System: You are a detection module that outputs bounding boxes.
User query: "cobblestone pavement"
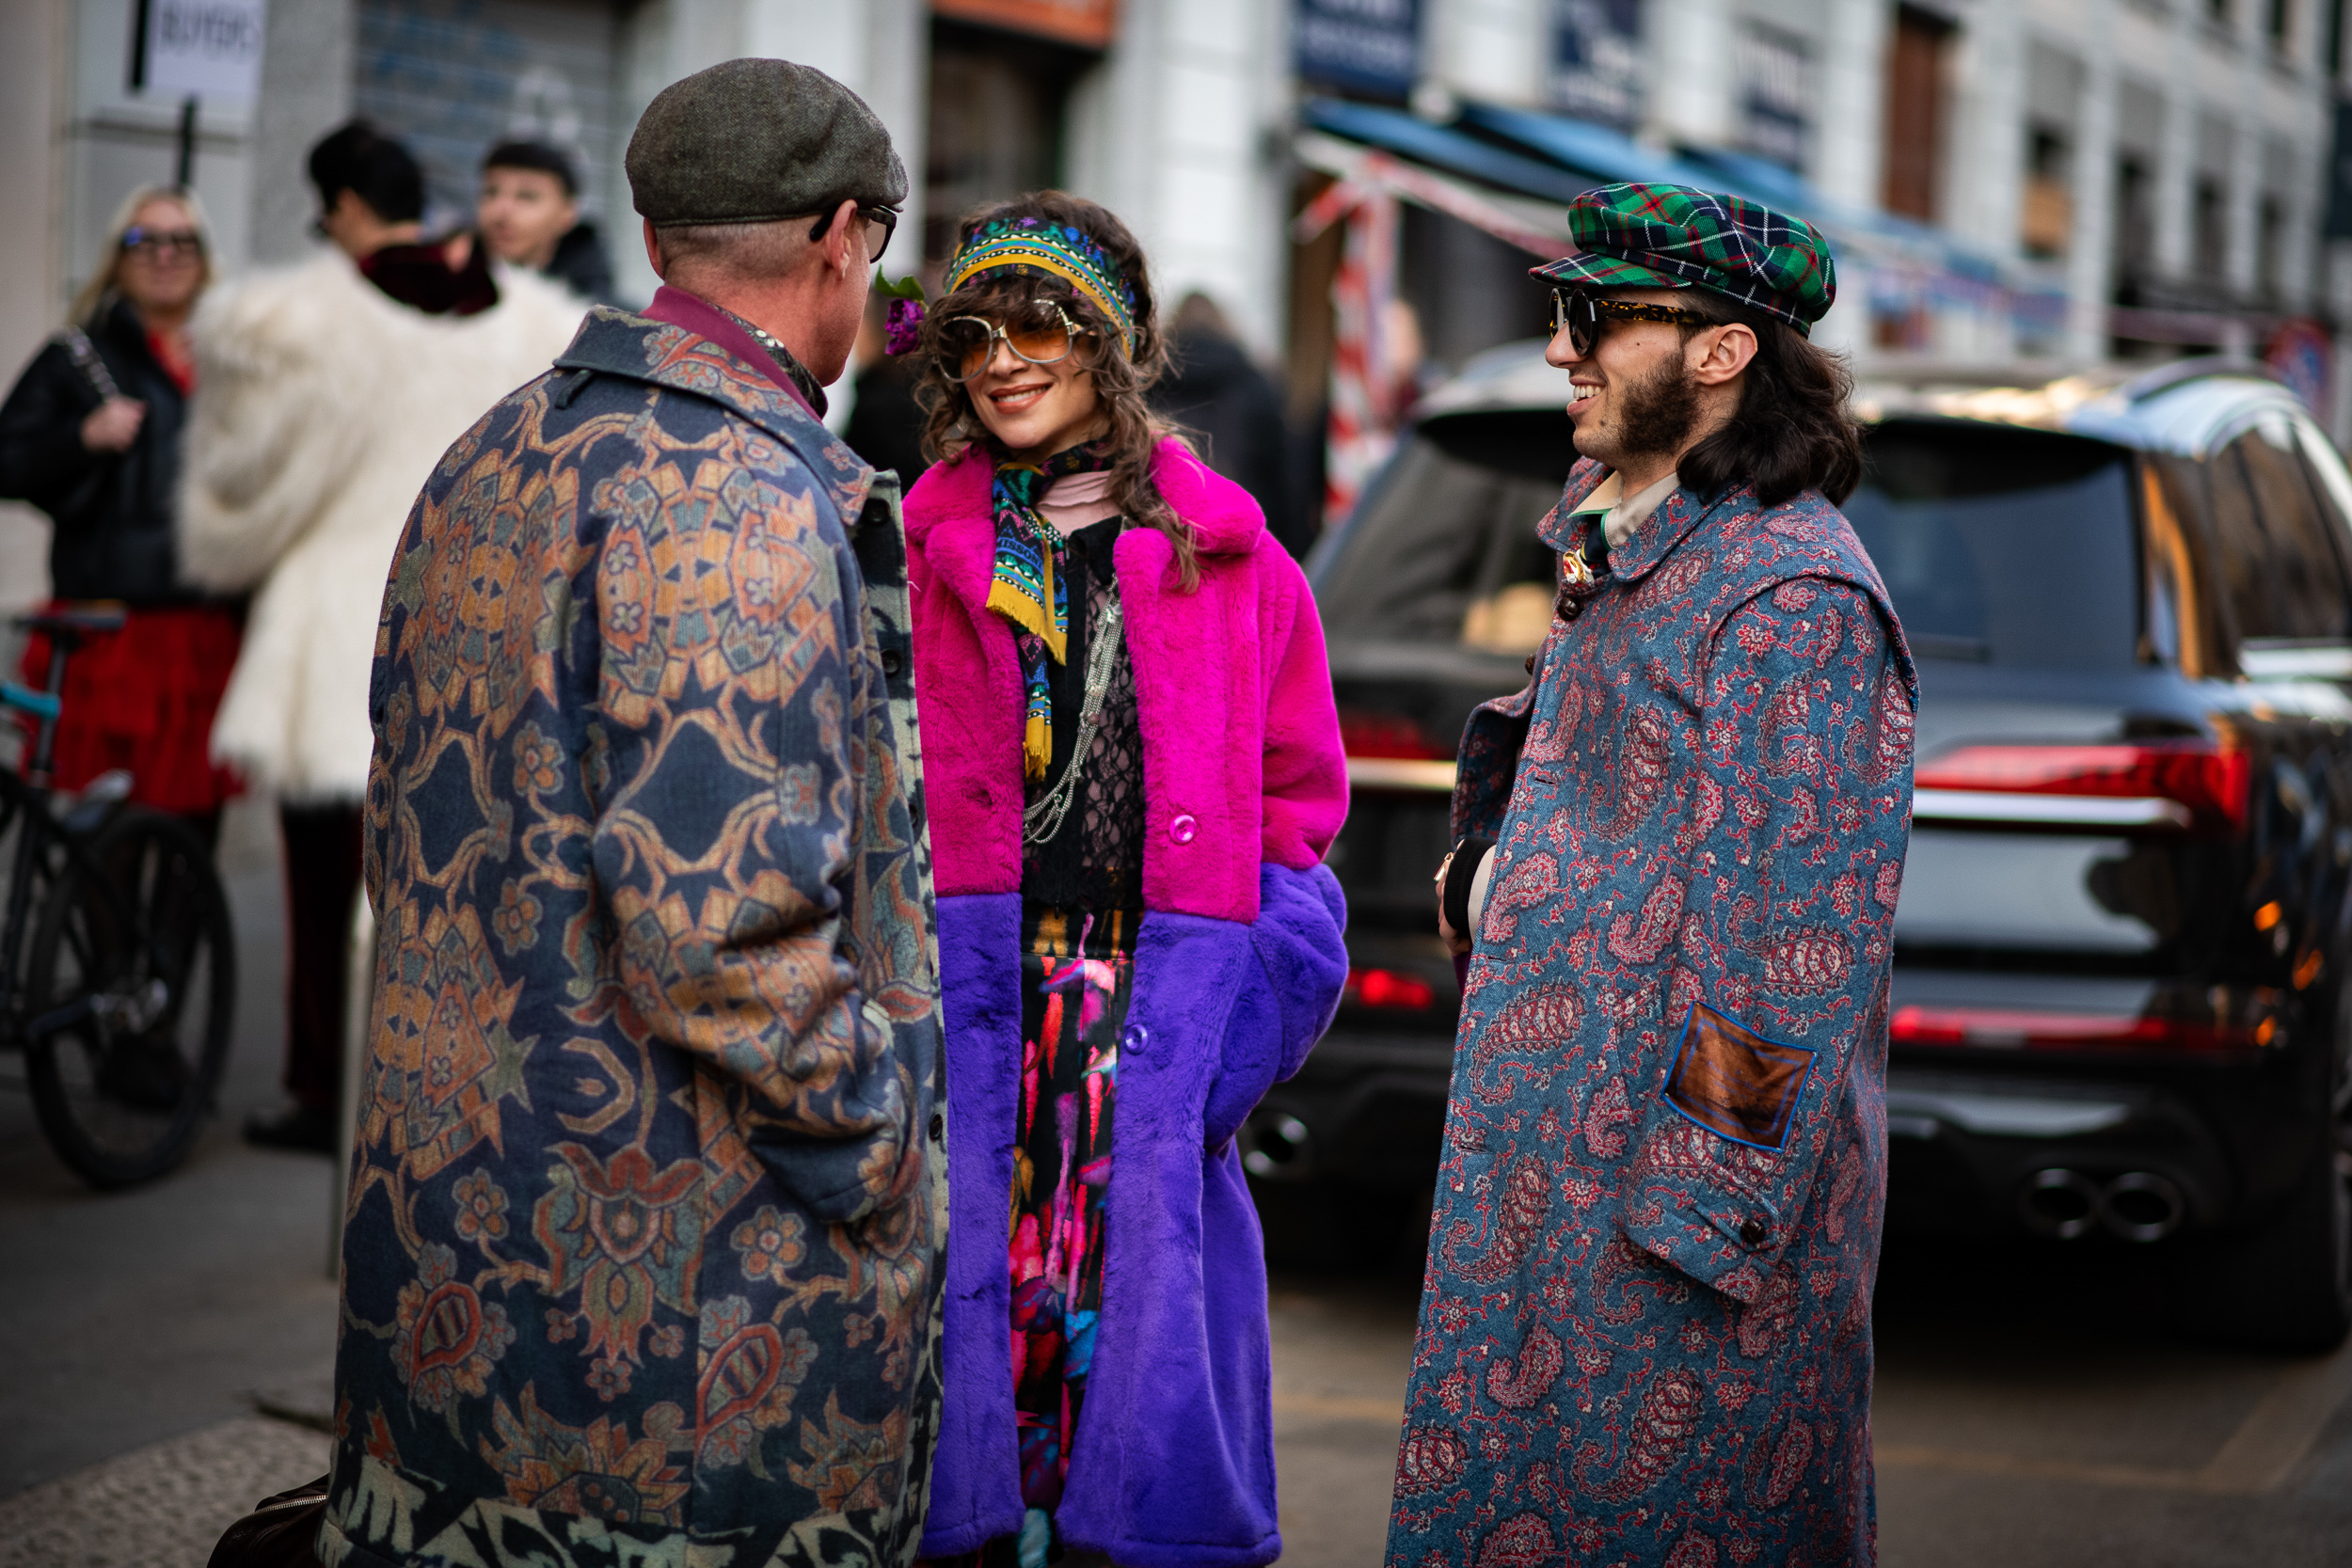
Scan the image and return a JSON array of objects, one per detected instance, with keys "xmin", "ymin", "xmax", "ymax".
[
  {"xmin": 0, "ymin": 1418, "xmax": 327, "ymax": 1568},
  {"xmin": 7, "ymin": 794, "xmax": 2351, "ymax": 1566},
  {"xmin": 0, "ymin": 799, "xmax": 340, "ymax": 1506},
  {"xmin": 1260, "ymin": 1223, "xmax": 2352, "ymax": 1568}
]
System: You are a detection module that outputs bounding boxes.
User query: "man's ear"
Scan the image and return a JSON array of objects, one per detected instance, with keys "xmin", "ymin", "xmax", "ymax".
[
  {"xmin": 643, "ymin": 217, "xmax": 665, "ymax": 280},
  {"xmin": 822, "ymin": 198, "xmax": 859, "ymax": 277},
  {"xmin": 1690, "ymin": 322, "xmax": 1757, "ymax": 388}
]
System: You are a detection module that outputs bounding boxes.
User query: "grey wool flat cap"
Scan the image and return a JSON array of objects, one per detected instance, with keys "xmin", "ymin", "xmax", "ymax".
[{"xmin": 627, "ymin": 58, "xmax": 907, "ymax": 225}]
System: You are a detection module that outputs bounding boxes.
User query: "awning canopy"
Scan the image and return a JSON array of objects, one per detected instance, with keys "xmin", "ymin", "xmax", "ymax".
[
  {"xmin": 1297, "ymin": 96, "xmax": 2057, "ymax": 319},
  {"xmin": 1297, "ymin": 99, "xmax": 1598, "ymax": 207}
]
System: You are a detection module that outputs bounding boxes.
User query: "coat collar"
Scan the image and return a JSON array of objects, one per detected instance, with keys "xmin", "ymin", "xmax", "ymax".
[
  {"xmin": 1539, "ymin": 456, "xmax": 1740, "ymax": 582},
  {"xmin": 905, "ymin": 435, "xmax": 1264, "ymax": 614},
  {"xmin": 554, "ymin": 305, "xmax": 875, "ymax": 522}
]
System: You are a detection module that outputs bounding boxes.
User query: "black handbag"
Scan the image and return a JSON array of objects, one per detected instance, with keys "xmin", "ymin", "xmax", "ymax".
[{"xmin": 206, "ymin": 1472, "xmax": 328, "ymax": 1568}]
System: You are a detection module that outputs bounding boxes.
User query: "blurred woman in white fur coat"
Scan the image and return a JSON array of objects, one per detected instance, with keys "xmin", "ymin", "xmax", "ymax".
[{"xmin": 177, "ymin": 120, "xmax": 581, "ymax": 1151}]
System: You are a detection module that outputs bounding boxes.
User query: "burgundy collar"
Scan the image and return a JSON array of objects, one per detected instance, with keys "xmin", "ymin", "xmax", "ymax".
[{"xmin": 641, "ymin": 286, "xmax": 821, "ymax": 418}]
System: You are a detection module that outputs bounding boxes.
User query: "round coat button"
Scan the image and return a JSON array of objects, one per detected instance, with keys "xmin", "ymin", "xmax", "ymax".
[
  {"xmin": 882, "ymin": 649, "xmax": 903, "ymax": 677},
  {"xmin": 1168, "ymin": 814, "xmax": 1199, "ymax": 845},
  {"xmin": 928, "ymin": 1112, "xmax": 945, "ymax": 1144},
  {"xmin": 1739, "ymin": 1219, "xmax": 1768, "ymax": 1247}
]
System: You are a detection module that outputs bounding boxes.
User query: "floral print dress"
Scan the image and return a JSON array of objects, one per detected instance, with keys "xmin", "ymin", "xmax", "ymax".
[{"xmin": 989, "ymin": 512, "xmax": 1145, "ymax": 1567}]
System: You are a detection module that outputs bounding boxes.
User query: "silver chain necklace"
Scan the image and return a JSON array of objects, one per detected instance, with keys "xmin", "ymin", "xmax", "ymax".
[{"xmin": 1023, "ymin": 589, "xmax": 1125, "ymax": 847}]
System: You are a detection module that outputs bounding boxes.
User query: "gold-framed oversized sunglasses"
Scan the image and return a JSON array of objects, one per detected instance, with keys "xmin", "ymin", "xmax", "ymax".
[
  {"xmin": 1548, "ymin": 289, "xmax": 1713, "ymax": 356},
  {"xmin": 936, "ymin": 300, "xmax": 1092, "ymax": 383}
]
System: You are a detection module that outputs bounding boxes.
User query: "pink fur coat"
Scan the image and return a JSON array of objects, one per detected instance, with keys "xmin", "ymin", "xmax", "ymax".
[{"xmin": 903, "ymin": 436, "xmax": 1347, "ymax": 920}]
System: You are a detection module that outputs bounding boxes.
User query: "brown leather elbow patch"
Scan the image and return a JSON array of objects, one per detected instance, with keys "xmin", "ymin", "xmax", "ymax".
[{"xmin": 1661, "ymin": 1003, "xmax": 1815, "ymax": 1150}]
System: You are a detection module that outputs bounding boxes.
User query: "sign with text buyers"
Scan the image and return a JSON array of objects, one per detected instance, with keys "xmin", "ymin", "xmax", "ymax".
[{"xmin": 142, "ymin": 0, "xmax": 268, "ymax": 101}]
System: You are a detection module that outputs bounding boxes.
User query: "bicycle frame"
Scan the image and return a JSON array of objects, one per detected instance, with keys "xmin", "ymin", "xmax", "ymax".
[
  {"xmin": 0, "ymin": 769, "xmax": 143, "ymax": 1052},
  {"xmin": 0, "ymin": 634, "xmax": 146, "ymax": 1053}
]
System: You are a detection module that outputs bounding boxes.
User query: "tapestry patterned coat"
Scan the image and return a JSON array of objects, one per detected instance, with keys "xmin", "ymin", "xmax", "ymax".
[
  {"xmin": 326, "ymin": 305, "xmax": 946, "ymax": 1568},
  {"xmin": 1384, "ymin": 460, "xmax": 1916, "ymax": 1568}
]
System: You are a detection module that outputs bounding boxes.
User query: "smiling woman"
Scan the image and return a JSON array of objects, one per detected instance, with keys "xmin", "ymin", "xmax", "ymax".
[{"xmin": 900, "ymin": 192, "xmax": 1350, "ymax": 1568}]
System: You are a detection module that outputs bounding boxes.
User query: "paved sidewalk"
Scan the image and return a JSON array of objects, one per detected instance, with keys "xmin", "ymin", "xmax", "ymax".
[{"xmin": 0, "ymin": 1416, "xmax": 327, "ymax": 1568}]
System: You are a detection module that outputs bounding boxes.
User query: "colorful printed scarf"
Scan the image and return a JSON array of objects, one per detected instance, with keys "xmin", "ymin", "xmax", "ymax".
[{"xmin": 988, "ymin": 443, "xmax": 1117, "ymax": 780}]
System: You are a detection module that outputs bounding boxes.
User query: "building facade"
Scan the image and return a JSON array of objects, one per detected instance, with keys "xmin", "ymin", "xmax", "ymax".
[{"xmin": 5, "ymin": 0, "xmax": 2351, "ymax": 596}]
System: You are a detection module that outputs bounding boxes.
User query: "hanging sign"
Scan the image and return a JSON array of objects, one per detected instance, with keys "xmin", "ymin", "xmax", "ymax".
[
  {"xmin": 132, "ymin": 0, "xmax": 268, "ymax": 101},
  {"xmin": 932, "ymin": 0, "xmax": 1119, "ymax": 50},
  {"xmin": 1735, "ymin": 22, "xmax": 1813, "ymax": 170},
  {"xmin": 1296, "ymin": 0, "xmax": 1423, "ymax": 100},
  {"xmin": 1549, "ymin": 0, "xmax": 1643, "ymax": 129}
]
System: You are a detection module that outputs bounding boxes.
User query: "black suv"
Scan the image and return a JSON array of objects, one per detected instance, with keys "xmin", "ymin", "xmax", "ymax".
[{"xmin": 1263, "ymin": 347, "xmax": 2352, "ymax": 1350}]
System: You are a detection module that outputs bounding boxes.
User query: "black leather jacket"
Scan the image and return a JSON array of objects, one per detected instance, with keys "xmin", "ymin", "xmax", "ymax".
[{"xmin": 0, "ymin": 297, "xmax": 195, "ymax": 603}]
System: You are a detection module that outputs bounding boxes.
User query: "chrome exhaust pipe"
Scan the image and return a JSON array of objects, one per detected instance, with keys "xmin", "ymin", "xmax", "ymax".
[
  {"xmin": 1239, "ymin": 1109, "xmax": 1315, "ymax": 1181},
  {"xmin": 2100, "ymin": 1172, "xmax": 2185, "ymax": 1242},
  {"xmin": 2018, "ymin": 1168, "xmax": 2102, "ymax": 1239}
]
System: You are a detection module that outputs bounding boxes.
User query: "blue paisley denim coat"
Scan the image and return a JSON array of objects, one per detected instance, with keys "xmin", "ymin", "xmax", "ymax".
[
  {"xmin": 326, "ymin": 308, "xmax": 946, "ymax": 1568},
  {"xmin": 1385, "ymin": 461, "xmax": 1916, "ymax": 1568}
]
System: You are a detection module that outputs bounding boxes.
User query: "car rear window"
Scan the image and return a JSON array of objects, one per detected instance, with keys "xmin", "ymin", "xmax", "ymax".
[
  {"xmin": 1313, "ymin": 419, "xmax": 1569, "ymax": 652},
  {"xmin": 1843, "ymin": 421, "xmax": 2139, "ymax": 669},
  {"xmin": 1316, "ymin": 412, "xmax": 2142, "ymax": 669}
]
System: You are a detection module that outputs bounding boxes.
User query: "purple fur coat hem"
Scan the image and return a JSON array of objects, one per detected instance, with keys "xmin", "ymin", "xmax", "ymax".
[{"xmin": 924, "ymin": 864, "xmax": 1347, "ymax": 1568}]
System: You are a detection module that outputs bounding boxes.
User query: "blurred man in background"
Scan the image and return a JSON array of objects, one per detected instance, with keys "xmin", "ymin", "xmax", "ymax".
[
  {"xmin": 177, "ymin": 119, "xmax": 580, "ymax": 1153},
  {"xmin": 473, "ymin": 139, "xmax": 616, "ymax": 303}
]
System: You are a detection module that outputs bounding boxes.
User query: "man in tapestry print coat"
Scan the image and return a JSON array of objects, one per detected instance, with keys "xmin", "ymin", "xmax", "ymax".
[
  {"xmin": 326, "ymin": 62, "xmax": 947, "ymax": 1567},
  {"xmin": 1387, "ymin": 185, "xmax": 1916, "ymax": 1568}
]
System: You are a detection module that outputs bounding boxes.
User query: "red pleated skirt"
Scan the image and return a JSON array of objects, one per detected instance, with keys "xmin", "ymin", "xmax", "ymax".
[{"xmin": 16, "ymin": 602, "xmax": 244, "ymax": 815}]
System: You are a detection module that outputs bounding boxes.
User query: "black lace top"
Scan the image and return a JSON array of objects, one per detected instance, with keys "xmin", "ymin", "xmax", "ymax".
[{"xmin": 1021, "ymin": 514, "xmax": 1146, "ymax": 913}]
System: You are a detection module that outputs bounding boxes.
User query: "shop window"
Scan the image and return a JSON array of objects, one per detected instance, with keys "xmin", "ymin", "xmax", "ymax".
[
  {"xmin": 1397, "ymin": 206, "xmax": 1550, "ymax": 376},
  {"xmin": 2257, "ymin": 194, "xmax": 2286, "ymax": 299},
  {"xmin": 2112, "ymin": 156, "xmax": 2153, "ymax": 299},
  {"xmin": 924, "ymin": 20, "xmax": 1093, "ymax": 263},
  {"xmin": 2022, "ymin": 126, "xmax": 2072, "ymax": 259},
  {"xmin": 2192, "ymin": 178, "xmax": 2228, "ymax": 282}
]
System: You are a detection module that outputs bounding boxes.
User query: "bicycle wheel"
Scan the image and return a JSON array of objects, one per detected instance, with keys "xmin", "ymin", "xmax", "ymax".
[{"xmin": 26, "ymin": 808, "xmax": 235, "ymax": 1187}]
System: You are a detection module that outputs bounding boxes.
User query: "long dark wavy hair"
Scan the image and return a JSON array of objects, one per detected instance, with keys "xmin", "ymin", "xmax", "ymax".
[
  {"xmin": 914, "ymin": 191, "xmax": 1198, "ymax": 586},
  {"xmin": 1674, "ymin": 293, "xmax": 1864, "ymax": 509}
]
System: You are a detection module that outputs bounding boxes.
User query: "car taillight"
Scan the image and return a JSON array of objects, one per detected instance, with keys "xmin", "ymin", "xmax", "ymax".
[
  {"xmin": 1914, "ymin": 741, "xmax": 2249, "ymax": 832},
  {"xmin": 1338, "ymin": 710, "xmax": 1450, "ymax": 760},
  {"xmin": 1891, "ymin": 1005, "xmax": 2276, "ymax": 1053},
  {"xmin": 1345, "ymin": 966, "xmax": 1436, "ymax": 1009}
]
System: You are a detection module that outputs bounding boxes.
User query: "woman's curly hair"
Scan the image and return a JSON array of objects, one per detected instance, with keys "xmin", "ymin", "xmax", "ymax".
[{"xmin": 914, "ymin": 191, "xmax": 1198, "ymax": 587}]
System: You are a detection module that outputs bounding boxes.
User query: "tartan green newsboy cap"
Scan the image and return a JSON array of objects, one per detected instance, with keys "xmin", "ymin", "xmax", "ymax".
[
  {"xmin": 1531, "ymin": 182, "xmax": 1836, "ymax": 334},
  {"xmin": 627, "ymin": 58, "xmax": 906, "ymax": 226}
]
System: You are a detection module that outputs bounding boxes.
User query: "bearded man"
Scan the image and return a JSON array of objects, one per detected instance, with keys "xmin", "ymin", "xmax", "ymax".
[{"xmin": 1387, "ymin": 185, "xmax": 1916, "ymax": 1566}]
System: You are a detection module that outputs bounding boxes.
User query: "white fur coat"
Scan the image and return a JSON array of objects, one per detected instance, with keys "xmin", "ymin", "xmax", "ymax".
[{"xmin": 181, "ymin": 251, "xmax": 583, "ymax": 802}]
